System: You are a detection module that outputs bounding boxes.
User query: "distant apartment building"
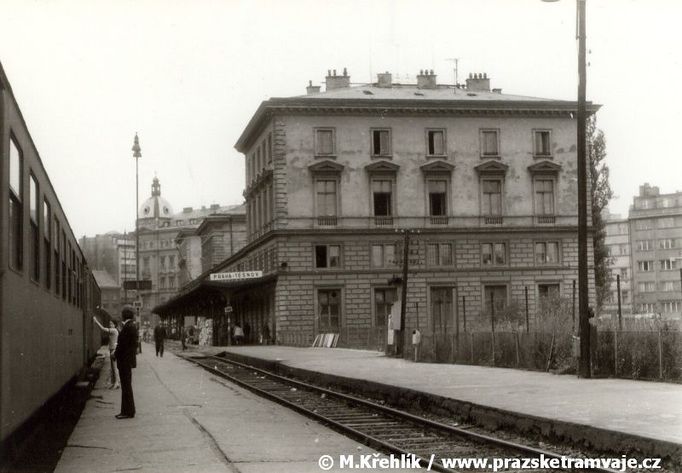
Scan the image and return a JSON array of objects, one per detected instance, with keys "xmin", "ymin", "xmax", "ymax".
[
  {"xmin": 603, "ymin": 213, "xmax": 632, "ymax": 315},
  {"xmin": 154, "ymin": 68, "xmax": 598, "ymax": 347},
  {"xmin": 629, "ymin": 184, "xmax": 682, "ymax": 317},
  {"xmin": 136, "ymin": 177, "xmax": 244, "ymax": 322}
]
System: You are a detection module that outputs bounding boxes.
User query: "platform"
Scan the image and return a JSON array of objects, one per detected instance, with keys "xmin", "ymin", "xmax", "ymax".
[
  {"xmin": 214, "ymin": 345, "xmax": 682, "ymax": 461},
  {"xmin": 54, "ymin": 343, "xmax": 413, "ymax": 473}
]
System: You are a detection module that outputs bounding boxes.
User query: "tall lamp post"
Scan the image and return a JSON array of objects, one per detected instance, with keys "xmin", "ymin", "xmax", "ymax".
[
  {"xmin": 132, "ymin": 134, "xmax": 142, "ymax": 323},
  {"xmin": 543, "ymin": 0, "xmax": 590, "ymax": 377}
]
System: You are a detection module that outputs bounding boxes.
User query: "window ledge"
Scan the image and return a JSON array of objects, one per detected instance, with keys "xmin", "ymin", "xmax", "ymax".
[
  {"xmin": 314, "ymin": 154, "xmax": 337, "ymax": 159},
  {"xmin": 426, "ymin": 154, "xmax": 448, "ymax": 160},
  {"xmin": 533, "ymin": 154, "xmax": 554, "ymax": 159},
  {"xmin": 480, "ymin": 154, "xmax": 501, "ymax": 159},
  {"xmin": 370, "ymin": 154, "xmax": 393, "ymax": 160}
]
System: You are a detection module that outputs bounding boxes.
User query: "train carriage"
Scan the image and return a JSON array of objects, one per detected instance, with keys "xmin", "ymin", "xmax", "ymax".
[{"xmin": 0, "ymin": 61, "xmax": 101, "ymax": 450}]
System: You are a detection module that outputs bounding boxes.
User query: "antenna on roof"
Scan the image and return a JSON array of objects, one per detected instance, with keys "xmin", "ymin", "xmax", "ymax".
[{"xmin": 445, "ymin": 57, "xmax": 459, "ymax": 93}]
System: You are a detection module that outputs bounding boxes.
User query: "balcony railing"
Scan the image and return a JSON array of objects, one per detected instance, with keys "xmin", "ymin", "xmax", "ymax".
[
  {"xmin": 374, "ymin": 216, "xmax": 394, "ymax": 226},
  {"xmin": 483, "ymin": 216, "xmax": 503, "ymax": 225},
  {"xmin": 537, "ymin": 215, "xmax": 556, "ymax": 224},
  {"xmin": 317, "ymin": 216, "xmax": 338, "ymax": 226},
  {"xmin": 430, "ymin": 216, "xmax": 449, "ymax": 225}
]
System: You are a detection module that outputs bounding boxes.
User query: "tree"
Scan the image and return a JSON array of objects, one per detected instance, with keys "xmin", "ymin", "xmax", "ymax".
[{"xmin": 588, "ymin": 117, "xmax": 614, "ymax": 312}]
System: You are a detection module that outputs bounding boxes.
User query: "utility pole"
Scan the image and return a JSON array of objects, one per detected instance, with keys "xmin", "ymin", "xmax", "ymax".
[
  {"xmin": 576, "ymin": 0, "xmax": 591, "ymax": 379},
  {"xmin": 396, "ymin": 229, "xmax": 410, "ymax": 357}
]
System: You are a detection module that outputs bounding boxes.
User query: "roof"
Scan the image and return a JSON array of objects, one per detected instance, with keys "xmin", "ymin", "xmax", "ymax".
[
  {"xmin": 92, "ymin": 270, "xmax": 119, "ymax": 289},
  {"xmin": 235, "ymin": 82, "xmax": 600, "ymax": 152}
]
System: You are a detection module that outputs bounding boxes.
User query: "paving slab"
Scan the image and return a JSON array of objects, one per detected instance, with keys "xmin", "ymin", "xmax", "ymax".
[
  {"xmin": 54, "ymin": 342, "xmax": 413, "ymax": 473},
  {"xmin": 216, "ymin": 345, "xmax": 682, "ymax": 458}
]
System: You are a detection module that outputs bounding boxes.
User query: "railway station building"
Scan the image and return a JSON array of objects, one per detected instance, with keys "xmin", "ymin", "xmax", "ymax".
[{"xmin": 154, "ymin": 69, "xmax": 597, "ymax": 348}]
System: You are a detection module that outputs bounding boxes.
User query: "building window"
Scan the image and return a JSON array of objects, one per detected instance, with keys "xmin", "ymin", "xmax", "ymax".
[
  {"xmin": 639, "ymin": 303, "xmax": 656, "ymax": 313},
  {"xmin": 637, "ymin": 240, "xmax": 653, "ymax": 251},
  {"xmin": 620, "ymin": 268, "xmax": 628, "ymax": 279},
  {"xmin": 318, "ymin": 289, "xmax": 340, "ymax": 332},
  {"xmin": 638, "ymin": 282, "xmax": 656, "ymax": 293},
  {"xmin": 538, "ymin": 283, "xmax": 560, "ymax": 299},
  {"xmin": 159, "ymin": 276, "xmax": 166, "ymax": 289},
  {"xmin": 482, "ymin": 242, "xmax": 506, "ymax": 266},
  {"xmin": 660, "ymin": 259, "xmax": 678, "ymax": 271},
  {"xmin": 662, "ymin": 301, "xmax": 681, "ymax": 313},
  {"xmin": 637, "ymin": 260, "xmax": 654, "ymax": 272},
  {"xmin": 484, "ymin": 285, "xmax": 507, "ymax": 314},
  {"xmin": 659, "ymin": 239, "xmax": 676, "ymax": 249},
  {"xmin": 622, "ymin": 290, "xmax": 629, "ymax": 303},
  {"xmin": 371, "ymin": 243, "xmax": 397, "ymax": 267},
  {"xmin": 428, "ymin": 180, "xmax": 447, "ymax": 216},
  {"xmin": 634, "ymin": 219, "xmax": 653, "ymax": 230},
  {"xmin": 315, "ymin": 128, "xmax": 335, "ymax": 156},
  {"xmin": 426, "ymin": 129, "xmax": 445, "ymax": 156},
  {"xmin": 169, "ymin": 255, "xmax": 175, "ymax": 270},
  {"xmin": 315, "ymin": 179, "xmax": 337, "ymax": 217},
  {"xmin": 534, "ymin": 179, "xmax": 555, "ymax": 215},
  {"xmin": 9, "ymin": 136, "xmax": 23, "ymax": 271},
  {"xmin": 533, "ymin": 130, "xmax": 551, "ymax": 156},
  {"xmin": 372, "ymin": 179, "xmax": 392, "ymax": 216},
  {"xmin": 374, "ymin": 288, "xmax": 397, "ymax": 327},
  {"xmin": 480, "ymin": 129, "xmax": 499, "ymax": 157},
  {"xmin": 315, "ymin": 245, "xmax": 341, "ymax": 269},
  {"xmin": 535, "ymin": 241, "xmax": 560, "ymax": 264},
  {"xmin": 659, "ymin": 281, "xmax": 677, "ymax": 292},
  {"xmin": 430, "ymin": 287, "xmax": 454, "ymax": 332},
  {"xmin": 267, "ymin": 133, "xmax": 272, "ymax": 165},
  {"xmin": 658, "ymin": 217, "xmax": 675, "ymax": 229},
  {"xmin": 371, "ymin": 129, "xmax": 391, "ymax": 156},
  {"xmin": 481, "ymin": 179, "xmax": 502, "ymax": 216},
  {"xmin": 61, "ymin": 231, "xmax": 67, "ymax": 299},
  {"xmin": 29, "ymin": 174, "xmax": 40, "ymax": 281},
  {"xmin": 427, "ymin": 243, "xmax": 453, "ymax": 266}
]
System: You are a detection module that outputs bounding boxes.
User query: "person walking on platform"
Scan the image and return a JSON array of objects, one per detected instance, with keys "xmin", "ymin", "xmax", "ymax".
[
  {"xmin": 233, "ymin": 323, "xmax": 244, "ymax": 345},
  {"xmin": 114, "ymin": 307, "xmax": 138, "ymax": 419},
  {"xmin": 154, "ymin": 323, "xmax": 167, "ymax": 357},
  {"xmin": 93, "ymin": 316, "xmax": 120, "ymax": 389},
  {"xmin": 181, "ymin": 326, "xmax": 187, "ymax": 350}
]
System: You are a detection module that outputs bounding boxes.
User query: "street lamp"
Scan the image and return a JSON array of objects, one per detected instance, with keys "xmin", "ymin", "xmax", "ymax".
[
  {"xmin": 132, "ymin": 134, "xmax": 142, "ymax": 323},
  {"xmin": 542, "ymin": 0, "xmax": 590, "ymax": 377}
]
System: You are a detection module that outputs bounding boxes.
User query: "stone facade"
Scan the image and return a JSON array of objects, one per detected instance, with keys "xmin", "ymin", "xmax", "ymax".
[{"xmin": 209, "ymin": 69, "xmax": 598, "ymax": 348}]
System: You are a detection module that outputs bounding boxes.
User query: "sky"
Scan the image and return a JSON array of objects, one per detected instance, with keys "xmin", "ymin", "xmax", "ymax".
[{"xmin": 1, "ymin": 0, "xmax": 681, "ymax": 237}]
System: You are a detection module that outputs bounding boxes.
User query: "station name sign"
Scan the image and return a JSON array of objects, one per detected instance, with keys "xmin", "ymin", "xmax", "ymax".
[{"xmin": 209, "ymin": 270, "xmax": 263, "ymax": 282}]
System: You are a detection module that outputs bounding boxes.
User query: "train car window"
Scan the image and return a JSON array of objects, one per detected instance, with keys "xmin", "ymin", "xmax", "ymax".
[
  {"xmin": 54, "ymin": 218, "xmax": 60, "ymax": 295},
  {"xmin": 61, "ymin": 230, "xmax": 67, "ymax": 300},
  {"xmin": 29, "ymin": 173, "xmax": 40, "ymax": 282},
  {"xmin": 9, "ymin": 135, "xmax": 23, "ymax": 271},
  {"xmin": 67, "ymin": 242, "xmax": 72, "ymax": 303},
  {"xmin": 44, "ymin": 199, "xmax": 51, "ymax": 289}
]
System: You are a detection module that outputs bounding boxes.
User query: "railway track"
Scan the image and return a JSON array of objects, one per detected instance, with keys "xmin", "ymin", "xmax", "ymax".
[{"xmin": 184, "ymin": 354, "xmax": 618, "ymax": 473}]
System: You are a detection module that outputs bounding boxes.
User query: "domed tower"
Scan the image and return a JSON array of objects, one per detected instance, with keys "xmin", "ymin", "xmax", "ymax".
[{"xmin": 138, "ymin": 177, "xmax": 173, "ymax": 229}]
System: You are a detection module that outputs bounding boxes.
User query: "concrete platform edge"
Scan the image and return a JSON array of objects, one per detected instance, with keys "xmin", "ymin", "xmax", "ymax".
[{"xmin": 218, "ymin": 350, "xmax": 682, "ymax": 464}]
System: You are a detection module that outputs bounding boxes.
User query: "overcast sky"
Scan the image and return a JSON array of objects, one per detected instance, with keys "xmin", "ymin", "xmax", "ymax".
[{"xmin": 1, "ymin": 0, "xmax": 680, "ymax": 237}]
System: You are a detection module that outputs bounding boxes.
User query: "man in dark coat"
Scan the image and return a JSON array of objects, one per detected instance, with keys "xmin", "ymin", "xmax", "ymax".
[
  {"xmin": 114, "ymin": 306, "xmax": 138, "ymax": 419},
  {"xmin": 153, "ymin": 323, "xmax": 167, "ymax": 357}
]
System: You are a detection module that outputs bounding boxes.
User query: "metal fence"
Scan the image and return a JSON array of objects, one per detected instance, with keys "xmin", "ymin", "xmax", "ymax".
[{"xmin": 408, "ymin": 330, "xmax": 682, "ymax": 381}]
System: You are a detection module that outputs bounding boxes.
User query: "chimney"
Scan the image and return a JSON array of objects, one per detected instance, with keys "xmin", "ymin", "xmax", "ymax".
[
  {"xmin": 466, "ymin": 72, "xmax": 491, "ymax": 92},
  {"xmin": 306, "ymin": 80, "xmax": 321, "ymax": 95},
  {"xmin": 325, "ymin": 67, "xmax": 350, "ymax": 91},
  {"xmin": 416, "ymin": 69, "xmax": 437, "ymax": 89},
  {"xmin": 377, "ymin": 71, "xmax": 392, "ymax": 88}
]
